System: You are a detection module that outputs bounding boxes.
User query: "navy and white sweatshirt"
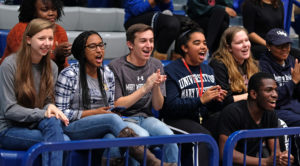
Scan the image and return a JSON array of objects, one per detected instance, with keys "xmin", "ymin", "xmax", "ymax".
[
  {"xmin": 259, "ymin": 52, "xmax": 300, "ymax": 114},
  {"xmin": 161, "ymin": 59, "xmax": 222, "ymax": 121}
]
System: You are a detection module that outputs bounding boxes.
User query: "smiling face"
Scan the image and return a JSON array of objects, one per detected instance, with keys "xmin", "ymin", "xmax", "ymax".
[
  {"xmin": 127, "ymin": 30, "xmax": 154, "ymax": 63},
  {"xmin": 268, "ymin": 43, "xmax": 291, "ymax": 65},
  {"xmin": 229, "ymin": 30, "xmax": 251, "ymax": 64},
  {"xmin": 255, "ymin": 78, "xmax": 278, "ymax": 111},
  {"xmin": 27, "ymin": 28, "xmax": 54, "ymax": 62},
  {"xmin": 84, "ymin": 34, "xmax": 105, "ymax": 69},
  {"xmin": 182, "ymin": 32, "xmax": 208, "ymax": 66},
  {"xmin": 35, "ymin": 0, "xmax": 57, "ymax": 23}
]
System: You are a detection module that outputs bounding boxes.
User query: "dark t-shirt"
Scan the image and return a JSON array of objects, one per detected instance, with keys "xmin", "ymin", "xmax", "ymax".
[
  {"xmin": 219, "ymin": 100, "xmax": 278, "ymax": 156},
  {"xmin": 242, "ymin": 0, "xmax": 284, "ymax": 42}
]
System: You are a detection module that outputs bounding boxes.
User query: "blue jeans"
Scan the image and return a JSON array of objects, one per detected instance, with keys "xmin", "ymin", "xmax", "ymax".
[
  {"xmin": 0, "ymin": 117, "xmax": 65, "ymax": 166},
  {"xmin": 63, "ymin": 114, "xmax": 127, "ymax": 140},
  {"xmin": 124, "ymin": 116, "xmax": 178, "ymax": 163}
]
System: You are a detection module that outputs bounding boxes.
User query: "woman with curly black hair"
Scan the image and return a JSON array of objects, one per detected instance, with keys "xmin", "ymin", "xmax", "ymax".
[{"xmin": 1, "ymin": 0, "xmax": 71, "ymax": 72}]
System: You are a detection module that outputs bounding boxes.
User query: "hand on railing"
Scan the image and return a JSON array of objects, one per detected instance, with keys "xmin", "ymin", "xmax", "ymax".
[
  {"xmin": 263, "ymin": 150, "xmax": 294, "ymax": 166},
  {"xmin": 278, "ymin": 150, "xmax": 294, "ymax": 166}
]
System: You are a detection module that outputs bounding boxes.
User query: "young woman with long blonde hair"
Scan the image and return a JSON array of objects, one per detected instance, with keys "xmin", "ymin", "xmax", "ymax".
[
  {"xmin": 209, "ymin": 26, "xmax": 259, "ymax": 107},
  {"xmin": 0, "ymin": 18, "xmax": 69, "ymax": 166}
]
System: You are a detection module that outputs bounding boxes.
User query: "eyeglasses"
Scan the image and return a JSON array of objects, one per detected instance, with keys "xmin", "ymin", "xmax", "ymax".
[{"xmin": 85, "ymin": 42, "xmax": 106, "ymax": 50}]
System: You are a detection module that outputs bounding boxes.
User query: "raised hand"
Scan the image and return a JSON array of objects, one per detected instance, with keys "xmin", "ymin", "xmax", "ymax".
[
  {"xmin": 143, "ymin": 69, "xmax": 166, "ymax": 93},
  {"xmin": 291, "ymin": 58, "xmax": 300, "ymax": 84},
  {"xmin": 54, "ymin": 41, "xmax": 72, "ymax": 63},
  {"xmin": 200, "ymin": 85, "xmax": 222, "ymax": 104},
  {"xmin": 215, "ymin": 88, "xmax": 228, "ymax": 102},
  {"xmin": 153, "ymin": 69, "xmax": 167, "ymax": 86},
  {"xmin": 278, "ymin": 151, "xmax": 294, "ymax": 166}
]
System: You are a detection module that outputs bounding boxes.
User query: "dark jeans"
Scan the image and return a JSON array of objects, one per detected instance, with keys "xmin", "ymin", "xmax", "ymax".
[{"xmin": 192, "ymin": 7, "xmax": 229, "ymax": 55}]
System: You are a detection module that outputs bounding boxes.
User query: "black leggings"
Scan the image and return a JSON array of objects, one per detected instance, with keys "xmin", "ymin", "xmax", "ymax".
[
  {"xmin": 192, "ymin": 7, "xmax": 229, "ymax": 55},
  {"xmin": 164, "ymin": 118, "xmax": 211, "ymax": 166},
  {"xmin": 124, "ymin": 12, "xmax": 181, "ymax": 54}
]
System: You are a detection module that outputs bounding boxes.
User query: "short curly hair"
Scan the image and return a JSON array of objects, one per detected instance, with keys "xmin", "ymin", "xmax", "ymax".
[{"xmin": 18, "ymin": 0, "xmax": 64, "ymax": 22}]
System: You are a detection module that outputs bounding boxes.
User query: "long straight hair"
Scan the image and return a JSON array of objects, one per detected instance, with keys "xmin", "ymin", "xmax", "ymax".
[
  {"xmin": 71, "ymin": 31, "xmax": 108, "ymax": 109},
  {"xmin": 15, "ymin": 18, "xmax": 55, "ymax": 108},
  {"xmin": 212, "ymin": 26, "xmax": 259, "ymax": 93}
]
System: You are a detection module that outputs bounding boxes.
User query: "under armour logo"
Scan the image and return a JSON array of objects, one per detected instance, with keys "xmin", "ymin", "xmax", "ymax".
[{"xmin": 137, "ymin": 76, "xmax": 144, "ymax": 81}]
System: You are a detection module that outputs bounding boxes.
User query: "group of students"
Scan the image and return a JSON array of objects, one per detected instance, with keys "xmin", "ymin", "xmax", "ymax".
[
  {"xmin": 0, "ymin": 0, "xmax": 300, "ymax": 166},
  {"xmin": 0, "ymin": 18, "xmax": 180, "ymax": 165},
  {"xmin": 124, "ymin": 0, "xmax": 300, "ymax": 61}
]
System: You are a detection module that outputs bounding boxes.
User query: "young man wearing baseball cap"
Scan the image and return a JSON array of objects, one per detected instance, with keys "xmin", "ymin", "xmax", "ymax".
[{"xmin": 259, "ymin": 28, "xmax": 300, "ymax": 127}]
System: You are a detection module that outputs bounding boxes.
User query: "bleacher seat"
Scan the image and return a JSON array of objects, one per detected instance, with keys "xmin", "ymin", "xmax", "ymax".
[
  {"xmin": 0, "ymin": 5, "xmax": 18, "ymax": 30},
  {"xmin": 56, "ymin": 7, "xmax": 80, "ymax": 31},
  {"xmin": 173, "ymin": 0, "xmax": 187, "ymax": 15},
  {"xmin": 0, "ymin": 149, "xmax": 41, "ymax": 166}
]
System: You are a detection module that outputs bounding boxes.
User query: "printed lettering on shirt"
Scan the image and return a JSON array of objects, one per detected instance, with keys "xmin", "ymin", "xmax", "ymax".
[
  {"xmin": 136, "ymin": 84, "xmax": 144, "ymax": 90},
  {"xmin": 126, "ymin": 84, "xmax": 136, "ymax": 91},
  {"xmin": 178, "ymin": 74, "xmax": 215, "ymax": 89},
  {"xmin": 181, "ymin": 86, "xmax": 212, "ymax": 98},
  {"xmin": 125, "ymin": 83, "xmax": 145, "ymax": 93},
  {"xmin": 273, "ymin": 74, "xmax": 292, "ymax": 86}
]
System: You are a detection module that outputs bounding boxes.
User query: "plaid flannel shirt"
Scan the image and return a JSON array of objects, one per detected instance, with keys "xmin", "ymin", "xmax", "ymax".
[{"xmin": 55, "ymin": 63, "xmax": 115, "ymax": 121}]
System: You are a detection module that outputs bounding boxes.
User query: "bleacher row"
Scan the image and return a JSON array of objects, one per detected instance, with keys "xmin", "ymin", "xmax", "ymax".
[
  {"xmin": 0, "ymin": 5, "xmax": 129, "ymax": 59},
  {"xmin": 0, "ymin": 0, "xmax": 299, "ymax": 58}
]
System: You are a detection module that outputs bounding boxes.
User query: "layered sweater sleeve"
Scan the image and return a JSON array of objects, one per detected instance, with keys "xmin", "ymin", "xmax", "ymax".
[
  {"xmin": 1, "ymin": 23, "xmax": 27, "ymax": 63},
  {"xmin": 0, "ymin": 55, "xmax": 46, "ymax": 123},
  {"xmin": 209, "ymin": 59, "xmax": 234, "ymax": 106}
]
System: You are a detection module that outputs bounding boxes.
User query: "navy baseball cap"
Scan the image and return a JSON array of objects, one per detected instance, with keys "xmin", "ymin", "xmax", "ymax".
[{"xmin": 265, "ymin": 28, "xmax": 292, "ymax": 46}]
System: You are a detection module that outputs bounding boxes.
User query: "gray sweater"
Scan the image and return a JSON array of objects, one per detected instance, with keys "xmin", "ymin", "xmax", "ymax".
[{"xmin": 0, "ymin": 54, "xmax": 58, "ymax": 133}]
